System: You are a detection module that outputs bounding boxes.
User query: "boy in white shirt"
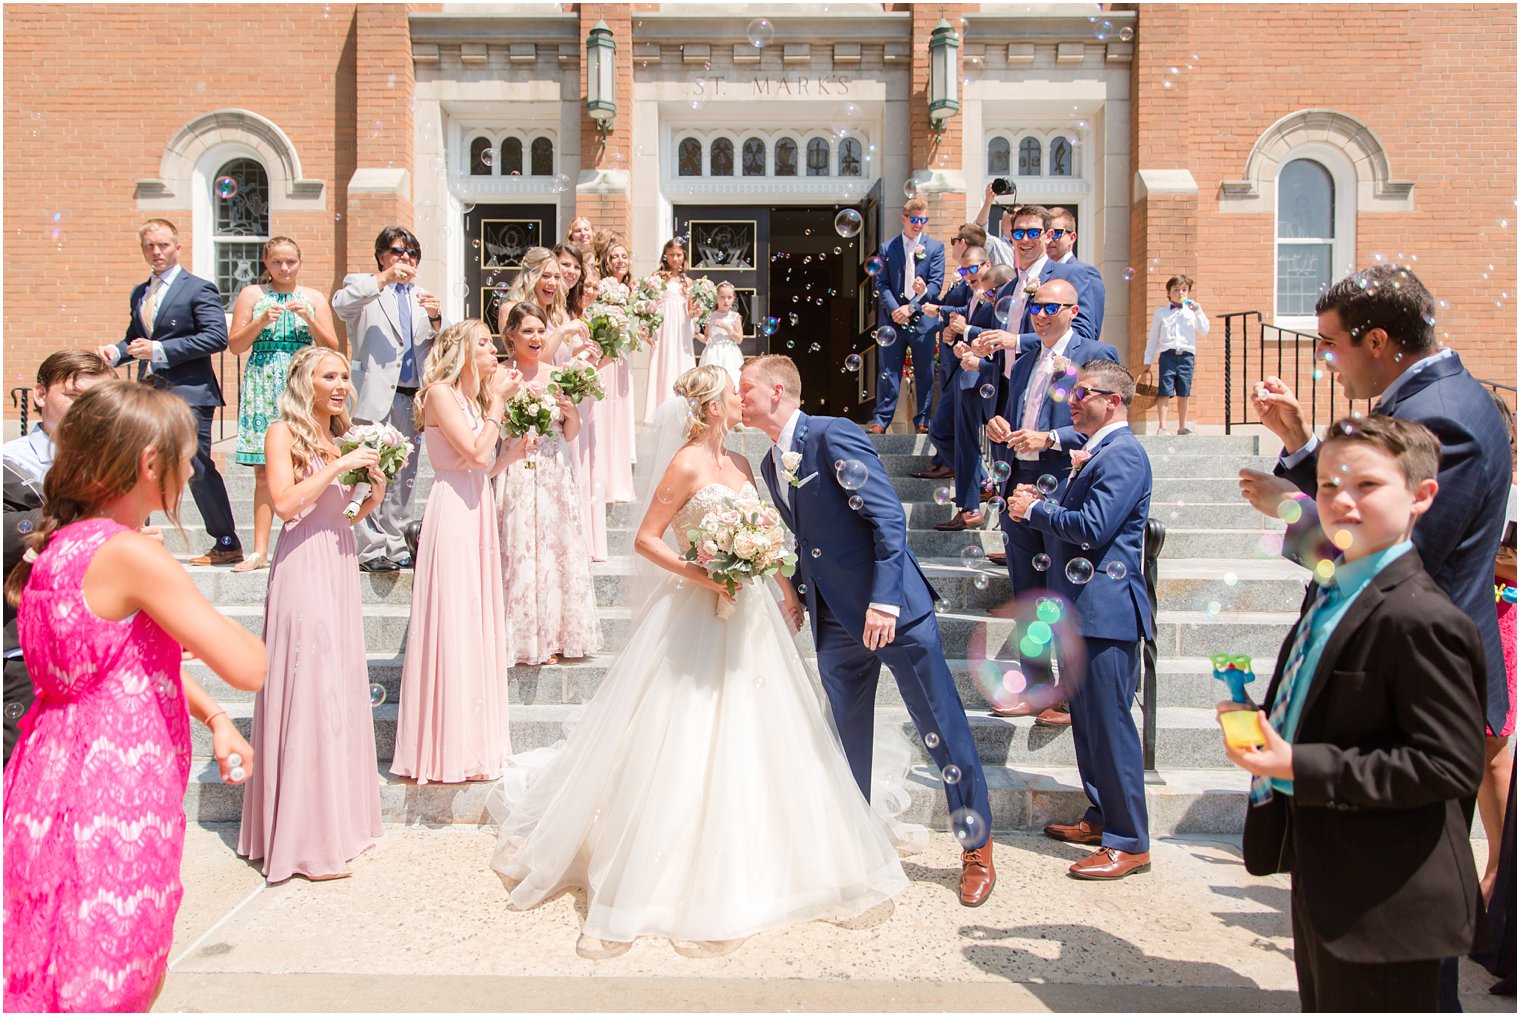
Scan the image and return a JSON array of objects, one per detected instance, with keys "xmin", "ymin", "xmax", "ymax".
[{"xmin": 1140, "ymin": 274, "xmax": 1210, "ymax": 435}]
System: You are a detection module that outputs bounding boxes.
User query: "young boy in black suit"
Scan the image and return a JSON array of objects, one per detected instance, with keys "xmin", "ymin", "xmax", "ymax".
[{"xmin": 1220, "ymin": 414, "xmax": 1487, "ymax": 1011}]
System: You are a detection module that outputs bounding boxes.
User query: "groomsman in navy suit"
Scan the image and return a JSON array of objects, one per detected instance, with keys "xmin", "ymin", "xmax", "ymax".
[
  {"xmin": 868, "ymin": 197, "xmax": 944, "ymax": 434},
  {"xmin": 96, "ymin": 218, "xmax": 241, "ymax": 565},
  {"xmin": 911, "ymin": 241, "xmax": 987, "ymax": 487},
  {"xmin": 1008, "ymin": 360, "xmax": 1153, "ymax": 880},
  {"xmin": 743, "ymin": 354, "xmax": 997, "ymax": 907},
  {"xmin": 1044, "ymin": 207, "xmax": 1106, "ymax": 338}
]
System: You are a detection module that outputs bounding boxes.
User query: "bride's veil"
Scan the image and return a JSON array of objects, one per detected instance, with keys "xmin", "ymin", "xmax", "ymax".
[{"xmin": 627, "ymin": 395, "xmax": 694, "ymax": 612}]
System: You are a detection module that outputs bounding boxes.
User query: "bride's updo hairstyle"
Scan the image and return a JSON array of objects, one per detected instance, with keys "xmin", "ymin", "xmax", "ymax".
[{"xmin": 672, "ymin": 364, "xmax": 730, "ymax": 441}]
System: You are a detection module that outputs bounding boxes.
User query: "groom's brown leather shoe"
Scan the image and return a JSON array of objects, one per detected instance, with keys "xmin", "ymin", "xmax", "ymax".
[
  {"xmin": 959, "ymin": 842, "xmax": 996, "ymax": 906},
  {"xmin": 1043, "ymin": 818, "xmax": 1103, "ymax": 844},
  {"xmin": 1068, "ymin": 846, "xmax": 1150, "ymax": 880}
]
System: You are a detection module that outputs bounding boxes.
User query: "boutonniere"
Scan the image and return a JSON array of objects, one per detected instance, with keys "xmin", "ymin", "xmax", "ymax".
[
  {"xmin": 1023, "ymin": 280, "xmax": 1040, "ymax": 297},
  {"xmin": 912, "ymin": 247, "xmax": 927, "ymax": 262},
  {"xmin": 1050, "ymin": 355, "xmax": 1073, "ymax": 377},
  {"xmin": 1068, "ymin": 449, "xmax": 1092, "ymax": 475},
  {"xmin": 780, "ymin": 451, "xmax": 817, "ymax": 489}
]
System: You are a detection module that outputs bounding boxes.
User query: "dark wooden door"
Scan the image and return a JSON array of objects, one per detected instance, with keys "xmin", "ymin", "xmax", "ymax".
[
  {"xmin": 461, "ymin": 203, "xmax": 556, "ymax": 332},
  {"xmin": 673, "ymin": 206, "xmax": 766, "ymax": 356}
]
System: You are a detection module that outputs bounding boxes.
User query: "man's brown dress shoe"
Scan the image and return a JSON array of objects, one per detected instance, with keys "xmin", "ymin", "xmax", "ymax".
[
  {"xmin": 959, "ymin": 842, "xmax": 996, "ymax": 906},
  {"xmin": 188, "ymin": 547, "xmax": 244, "ymax": 566},
  {"xmin": 1034, "ymin": 702, "xmax": 1072, "ymax": 727},
  {"xmin": 1068, "ymin": 846, "xmax": 1150, "ymax": 880},
  {"xmin": 1043, "ymin": 818, "xmax": 1104, "ymax": 844},
  {"xmin": 909, "ymin": 465, "xmax": 954, "ymax": 480},
  {"xmin": 916, "ymin": 424, "xmax": 930, "ymax": 434},
  {"xmin": 989, "ymin": 699, "xmax": 1041, "ymax": 718},
  {"xmin": 865, "ymin": 423, "xmax": 886, "ymax": 434},
  {"xmin": 933, "ymin": 510, "xmax": 983, "ymax": 531},
  {"xmin": 979, "ymin": 487, "xmax": 997, "ymax": 502},
  {"xmin": 986, "ymin": 552, "xmax": 1007, "ymax": 566}
]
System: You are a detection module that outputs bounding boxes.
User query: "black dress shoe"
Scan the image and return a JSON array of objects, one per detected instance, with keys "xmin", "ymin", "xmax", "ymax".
[{"xmin": 360, "ymin": 557, "xmax": 401, "ymax": 573}]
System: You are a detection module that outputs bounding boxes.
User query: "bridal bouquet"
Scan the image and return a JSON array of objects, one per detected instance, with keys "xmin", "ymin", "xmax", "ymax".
[
  {"xmin": 502, "ymin": 388, "xmax": 561, "ymax": 469},
  {"xmin": 585, "ymin": 278, "xmax": 642, "ymax": 358},
  {"xmin": 689, "ymin": 277, "xmax": 719, "ymax": 332},
  {"xmin": 631, "ymin": 274, "xmax": 666, "ymax": 346},
  {"xmin": 336, "ymin": 423, "xmax": 412, "ymax": 518},
  {"xmin": 683, "ymin": 493, "xmax": 798, "ymax": 620},
  {"xmin": 548, "ymin": 355, "xmax": 605, "ymax": 404}
]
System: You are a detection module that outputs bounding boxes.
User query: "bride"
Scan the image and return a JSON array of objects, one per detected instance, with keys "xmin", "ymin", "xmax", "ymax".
[{"xmin": 487, "ymin": 364, "xmax": 914, "ymax": 948}]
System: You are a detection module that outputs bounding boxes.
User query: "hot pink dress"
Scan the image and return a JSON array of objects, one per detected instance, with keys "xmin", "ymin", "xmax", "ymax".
[
  {"xmin": 391, "ymin": 389, "xmax": 513, "ymax": 784},
  {"xmin": 4, "ymin": 518, "xmax": 189, "ymax": 1012},
  {"xmin": 238, "ymin": 464, "xmax": 382, "ymax": 881}
]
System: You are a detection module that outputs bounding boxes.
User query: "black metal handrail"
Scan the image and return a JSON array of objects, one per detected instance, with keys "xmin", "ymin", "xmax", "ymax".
[
  {"xmin": 9, "ymin": 352, "xmax": 242, "ymax": 440},
  {"xmin": 1223, "ymin": 309, "xmax": 1372, "ymax": 434},
  {"xmin": 1141, "ymin": 516, "xmax": 1165, "ymax": 774}
]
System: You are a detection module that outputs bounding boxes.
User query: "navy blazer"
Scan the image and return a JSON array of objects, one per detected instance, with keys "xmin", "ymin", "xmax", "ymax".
[
  {"xmin": 1058, "ymin": 255, "xmax": 1106, "ymax": 341},
  {"xmin": 994, "ymin": 332, "xmax": 1120, "ymax": 460},
  {"xmin": 1276, "ymin": 352, "xmax": 1512, "ymax": 734},
  {"xmin": 874, "ymin": 235, "xmax": 945, "ymax": 337},
  {"xmin": 1021, "ymin": 425, "xmax": 1154, "ymax": 643},
  {"xmin": 965, "ymin": 258, "xmax": 1093, "ymax": 345},
  {"xmin": 759, "ymin": 413, "xmax": 939, "ymax": 638},
  {"xmin": 116, "ymin": 270, "xmax": 229, "ymax": 408}
]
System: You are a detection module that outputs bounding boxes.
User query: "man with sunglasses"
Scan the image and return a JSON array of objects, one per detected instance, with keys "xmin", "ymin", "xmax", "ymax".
[
  {"xmin": 984, "ymin": 276, "xmax": 1117, "ymax": 721},
  {"xmin": 1006, "ymin": 360, "xmax": 1154, "ymax": 881},
  {"xmin": 867, "ymin": 198, "xmax": 944, "ymax": 435},
  {"xmin": 1044, "ymin": 208, "xmax": 1106, "ymax": 343},
  {"xmin": 333, "ymin": 226, "xmax": 445, "ymax": 572},
  {"xmin": 910, "ymin": 237, "xmax": 989, "ymax": 495}
]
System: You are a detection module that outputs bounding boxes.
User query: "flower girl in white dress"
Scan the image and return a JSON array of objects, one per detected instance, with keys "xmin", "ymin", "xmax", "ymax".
[
  {"xmin": 488, "ymin": 365, "xmax": 917, "ymax": 953},
  {"xmin": 698, "ymin": 281, "xmax": 745, "ymax": 386}
]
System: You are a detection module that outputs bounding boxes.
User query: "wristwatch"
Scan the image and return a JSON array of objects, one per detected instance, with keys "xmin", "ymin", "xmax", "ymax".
[{"xmin": 1047, "ymin": 430, "xmax": 1059, "ymax": 449}]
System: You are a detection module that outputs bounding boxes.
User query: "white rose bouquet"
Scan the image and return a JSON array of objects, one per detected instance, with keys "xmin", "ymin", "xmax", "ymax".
[
  {"xmin": 336, "ymin": 422, "xmax": 413, "ymax": 518},
  {"xmin": 682, "ymin": 493, "xmax": 798, "ymax": 620},
  {"xmin": 503, "ymin": 388, "xmax": 561, "ymax": 470},
  {"xmin": 586, "ymin": 277, "xmax": 642, "ymax": 358},
  {"xmin": 689, "ymin": 277, "xmax": 719, "ymax": 332},
  {"xmin": 548, "ymin": 355, "xmax": 605, "ymax": 404},
  {"xmin": 631, "ymin": 274, "xmax": 667, "ymax": 347}
]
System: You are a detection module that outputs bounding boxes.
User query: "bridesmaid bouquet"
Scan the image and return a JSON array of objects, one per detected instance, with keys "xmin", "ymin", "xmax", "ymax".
[
  {"xmin": 682, "ymin": 494, "xmax": 798, "ymax": 620},
  {"xmin": 631, "ymin": 275, "xmax": 666, "ymax": 347},
  {"xmin": 548, "ymin": 356, "xmax": 605, "ymax": 404},
  {"xmin": 585, "ymin": 278, "xmax": 642, "ymax": 358},
  {"xmin": 502, "ymin": 389, "xmax": 561, "ymax": 470},
  {"xmin": 690, "ymin": 277, "xmax": 719, "ymax": 332},
  {"xmin": 336, "ymin": 423, "xmax": 412, "ymax": 518}
]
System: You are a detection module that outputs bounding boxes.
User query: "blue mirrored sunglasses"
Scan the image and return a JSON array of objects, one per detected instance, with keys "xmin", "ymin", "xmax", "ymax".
[
  {"xmin": 1009, "ymin": 227, "xmax": 1044, "ymax": 240},
  {"xmin": 956, "ymin": 264, "xmax": 984, "ymax": 277},
  {"xmin": 1029, "ymin": 302, "xmax": 1077, "ymax": 316},
  {"xmin": 906, "ymin": 216, "xmax": 930, "ymax": 225}
]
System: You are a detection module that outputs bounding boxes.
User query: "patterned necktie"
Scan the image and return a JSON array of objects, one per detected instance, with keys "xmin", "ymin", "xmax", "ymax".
[
  {"xmin": 140, "ymin": 275, "xmax": 164, "ymax": 333},
  {"xmin": 1249, "ymin": 579, "xmax": 1335, "ymax": 805}
]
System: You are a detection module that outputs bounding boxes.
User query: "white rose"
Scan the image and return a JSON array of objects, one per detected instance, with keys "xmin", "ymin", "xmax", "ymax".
[
  {"xmin": 781, "ymin": 451, "xmax": 802, "ymax": 474},
  {"xmin": 700, "ymin": 538, "xmax": 719, "ymax": 557},
  {"xmin": 732, "ymin": 530, "xmax": 759, "ymax": 560},
  {"xmin": 715, "ymin": 528, "xmax": 734, "ymax": 552}
]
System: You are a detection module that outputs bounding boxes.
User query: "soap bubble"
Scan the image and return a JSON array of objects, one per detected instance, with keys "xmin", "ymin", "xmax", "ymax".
[
  {"xmin": 551, "ymin": 173, "xmax": 573, "ymax": 194},
  {"xmin": 960, "ymin": 545, "xmax": 985, "ymax": 564},
  {"xmin": 480, "ymin": 147, "xmax": 495, "ymax": 167},
  {"xmin": 761, "ymin": 316, "xmax": 780, "ymax": 336},
  {"xmin": 1034, "ymin": 474, "xmax": 1059, "ymax": 496},
  {"xmin": 924, "ymin": 731, "xmax": 941, "ymax": 749},
  {"xmin": 990, "ymin": 461, "xmax": 1012, "ymax": 483},
  {"xmin": 844, "ymin": 353, "xmax": 862, "ymax": 371},
  {"xmin": 746, "ymin": 18, "xmax": 775, "ymax": 48},
  {"xmin": 973, "ymin": 573, "xmax": 990, "ymax": 590},
  {"xmin": 950, "ymin": 807, "xmax": 985, "ymax": 846},
  {"xmin": 1105, "ymin": 561, "xmax": 1127, "ymax": 580},
  {"xmin": 833, "ymin": 208, "xmax": 863, "ymax": 238},
  {"xmin": 848, "ymin": 495, "xmax": 864, "ymax": 510},
  {"xmin": 811, "ymin": 547, "xmax": 823, "ymax": 559},
  {"xmin": 903, "ymin": 178, "xmax": 920, "ymax": 200},
  {"xmin": 933, "ymin": 487, "xmax": 953, "ymax": 505},
  {"xmin": 1032, "ymin": 553, "xmax": 1052, "ymax": 572},
  {"xmin": 215, "ymin": 176, "xmax": 238, "ymax": 199},
  {"xmin": 369, "ymin": 683, "xmax": 386, "ymax": 707},
  {"xmin": 17, "ymin": 519, "xmax": 32, "ymax": 533},
  {"xmin": 1276, "ymin": 499, "xmax": 1303, "ymax": 525},
  {"xmin": 994, "ymin": 296, "xmax": 1016, "ymax": 323},
  {"xmin": 836, "ymin": 459, "xmax": 869, "ymax": 490},
  {"xmin": 1119, "ymin": 26, "xmax": 1134, "ymax": 41},
  {"xmin": 1065, "ymin": 558, "xmax": 1095, "ymax": 584},
  {"xmin": 875, "ymin": 325, "xmax": 897, "ymax": 347},
  {"xmin": 942, "ymin": 764, "xmax": 963, "ymax": 785},
  {"xmin": 3, "ymin": 702, "xmax": 24, "ymax": 720},
  {"xmin": 979, "ymin": 383, "xmax": 996, "ymax": 398},
  {"xmin": 865, "ymin": 255, "xmax": 887, "ymax": 276}
]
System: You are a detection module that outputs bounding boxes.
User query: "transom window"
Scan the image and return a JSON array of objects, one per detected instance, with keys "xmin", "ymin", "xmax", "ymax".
[
  {"xmin": 985, "ymin": 129, "xmax": 1083, "ymax": 180},
  {"xmin": 211, "ymin": 158, "xmax": 268, "ymax": 311},
  {"xmin": 675, "ymin": 131, "xmax": 867, "ymax": 180},
  {"xmin": 467, "ymin": 132, "xmax": 555, "ymax": 178}
]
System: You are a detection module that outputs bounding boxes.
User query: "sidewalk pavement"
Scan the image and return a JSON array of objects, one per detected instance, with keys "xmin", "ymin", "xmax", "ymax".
[{"xmin": 156, "ymin": 824, "xmax": 1507, "ymax": 1012}]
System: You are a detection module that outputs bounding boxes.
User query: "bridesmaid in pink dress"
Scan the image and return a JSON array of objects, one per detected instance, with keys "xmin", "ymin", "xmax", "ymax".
[
  {"xmin": 391, "ymin": 320, "xmax": 529, "ymax": 785},
  {"xmin": 4, "ymin": 381, "xmax": 265, "ymax": 1012},
  {"xmin": 642, "ymin": 237, "xmax": 699, "ymax": 423},
  {"xmin": 554, "ymin": 241, "xmax": 609, "ymax": 562},
  {"xmin": 594, "ymin": 235, "xmax": 637, "ymax": 503},
  {"xmin": 497, "ymin": 303, "xmax": 604, "ymax": 665},
  {"xmin": 237, "ymin": 347, "xmax": 386, "ymax": 882}
]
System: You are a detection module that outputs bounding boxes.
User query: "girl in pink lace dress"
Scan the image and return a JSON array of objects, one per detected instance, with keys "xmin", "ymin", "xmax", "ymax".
[
  {"xmin": 237, "ymin": 348, "xmax": 386, "ymax": 881},
  {"xmin": 497, "ymin": 303, "xmax": 604, "ymax": 665},
  {"xmin": 391, "ymin": 321, "xmax": 529, "ymax": 784},
  {"xmin": 4, "ymin": 382, "xmax": 266, "ymax": 1012}
]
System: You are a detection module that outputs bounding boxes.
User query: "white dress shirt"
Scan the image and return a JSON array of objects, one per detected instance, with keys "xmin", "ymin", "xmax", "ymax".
[
  {"xmin": 1002, "ymin": 255, "xmax": 1048, "ymax": 378},
  {"xmin": 1142, "ymin": 301, "xmax": 1210, "ymax": 364},
  {"xmin": 108, "ymin": 263, "xmax": 183, "ymax": 368},
  {"xmin": 1017, "ymin": 330, "xmax": 1074, "ymax": 461},
  {"xmin": 899, "ymin": 232, "xmax": 923, "ymax": 300},
  {"xmin": 1, "ymin": 424, "xmax": 54, "ymax": 482}
]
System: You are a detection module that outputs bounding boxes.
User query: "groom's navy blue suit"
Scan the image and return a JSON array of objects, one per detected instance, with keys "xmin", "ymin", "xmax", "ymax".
[{"xmin": 761, "ymin": 411, "xmax": 991, "ymax": 847}]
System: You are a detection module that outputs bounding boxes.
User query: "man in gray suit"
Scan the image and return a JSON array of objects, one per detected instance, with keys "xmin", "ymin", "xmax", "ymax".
[{"xmin": 332, "ymin": 227, "xmax": 444, "ymax": 571}]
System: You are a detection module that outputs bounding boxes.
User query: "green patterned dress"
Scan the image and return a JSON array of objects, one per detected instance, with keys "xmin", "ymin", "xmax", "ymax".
[{"xmin": 235, "ymin": 289, "xmax": 314, "ymax": 466}]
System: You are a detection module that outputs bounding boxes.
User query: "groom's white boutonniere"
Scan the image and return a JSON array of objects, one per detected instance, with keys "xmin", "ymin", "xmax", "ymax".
[
  {"xmin": 780, "ymin": 450, "xmax": 816, "ymax": 489},
  {"xmin": 912, "ymin": 247, "xmax": 926, "ymax": 262},
  {"xmin": 1050, "ymin": 354, "xmax": 1073, "ymax": 377}
]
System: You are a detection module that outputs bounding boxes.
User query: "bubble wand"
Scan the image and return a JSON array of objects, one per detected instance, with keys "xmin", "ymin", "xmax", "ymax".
[{"xmin": 1212, "ymin": 652, "xmax": 1267, "ymax": 749}]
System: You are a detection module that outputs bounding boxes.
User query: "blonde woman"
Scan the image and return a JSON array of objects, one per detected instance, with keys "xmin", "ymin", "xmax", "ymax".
[
  {"xmin": 391, "ymin": 321, "xmax": 528, "ymax": 785},
  {"xmin": 238, "ymin": 346, "xmax": 384, "ymax": 882},
  {"xmin": 555, "ymin": 240, "xmax": 608, "ymax": 560},
  {"xmin": 593, "ymin": 234, "xmax": 636, "ymax": 503},
  {"xmin": 566, "ymin": 216, "xmax": 595, "ymax": 252},
  {"xmin": 496, "ymin": 247, "xmax": 578, "ymax": 363}
]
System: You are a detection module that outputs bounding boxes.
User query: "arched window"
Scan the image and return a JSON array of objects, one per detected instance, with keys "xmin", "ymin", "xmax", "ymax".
[
  {"xmin": 838, "ymin": 138, "xmax": 862, "ymax": 177},
  {"xmin": 710, "ymin": 138, "xmax": 735, "ymax": 176},
  {"xmin": 470, "ymin": 136, "xmax": 493, "ymax": 176},
  {"xmin": 1276, "ymin": 158, "xmax": 1335, "ymax": 317},
  {"xmin": 774, "ymin": 138, "xmax": 798, "ymax": 177},
  {"xmin": 742, "ymin": 137, "xmax": 766, "ymax": 176},
  {"xmin": 1049, "ymin": 137, "xmax": 1072, "ymax": 177},
  {"xmin": 500, "ymin": 137, "xmax": 523, "ymax": 176},
  {"xmin": 987, "ymin": 137, "xmax": 1010, "ymax": 176},
  {"xmin": 1018, "ymin": 137, "xmax": 1041, "ymax": 176},
  {"xmin": 678, "ymin": 137, "xmax": 703, "ymax": 177},
  {"xmin": 530, "ymin": 137, "xmax": 553, "ymax": 176},
  {"xmin": 806, "ymin": 138, "xmax": 830, "ymax": 176},
  {"xmin": 211, "ymin": 158, "xmax": 269, "ymax": 310}
]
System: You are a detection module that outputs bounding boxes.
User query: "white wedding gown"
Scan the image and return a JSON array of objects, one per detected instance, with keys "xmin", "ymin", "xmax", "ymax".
[{"xmin": 487, "ymin": 481, "xmax": 914, "ymax": 944}]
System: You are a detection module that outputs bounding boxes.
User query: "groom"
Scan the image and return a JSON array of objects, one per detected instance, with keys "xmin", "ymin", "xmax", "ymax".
[{"xmin": 740, "ymin": 354, "xmax": 996, "ymax": 907}]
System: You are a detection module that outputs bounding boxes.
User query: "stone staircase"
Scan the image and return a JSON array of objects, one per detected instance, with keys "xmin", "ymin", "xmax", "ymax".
[{"xmin": 160, "ymin": 429, "xmax": 1307, "ymax": 836}]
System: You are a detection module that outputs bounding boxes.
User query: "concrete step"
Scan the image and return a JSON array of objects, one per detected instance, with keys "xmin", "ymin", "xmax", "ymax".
[
  {"xmin": 186, "ymin": 652, "xmax": 1277, "ymax": 713},
  {"xmin": 182, "ymin": 760, "xmax": 1254, "ymax": 835}
]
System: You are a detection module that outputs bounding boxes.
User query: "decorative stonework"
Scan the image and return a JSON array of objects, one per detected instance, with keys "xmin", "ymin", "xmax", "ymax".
[
  {"xmin": 135, "ymin": 109, "xmax": 325, "ymax": 210},
  {"xmin": 1219, "ymin": 109, "xmax": 1414, "ymax": 213}
]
